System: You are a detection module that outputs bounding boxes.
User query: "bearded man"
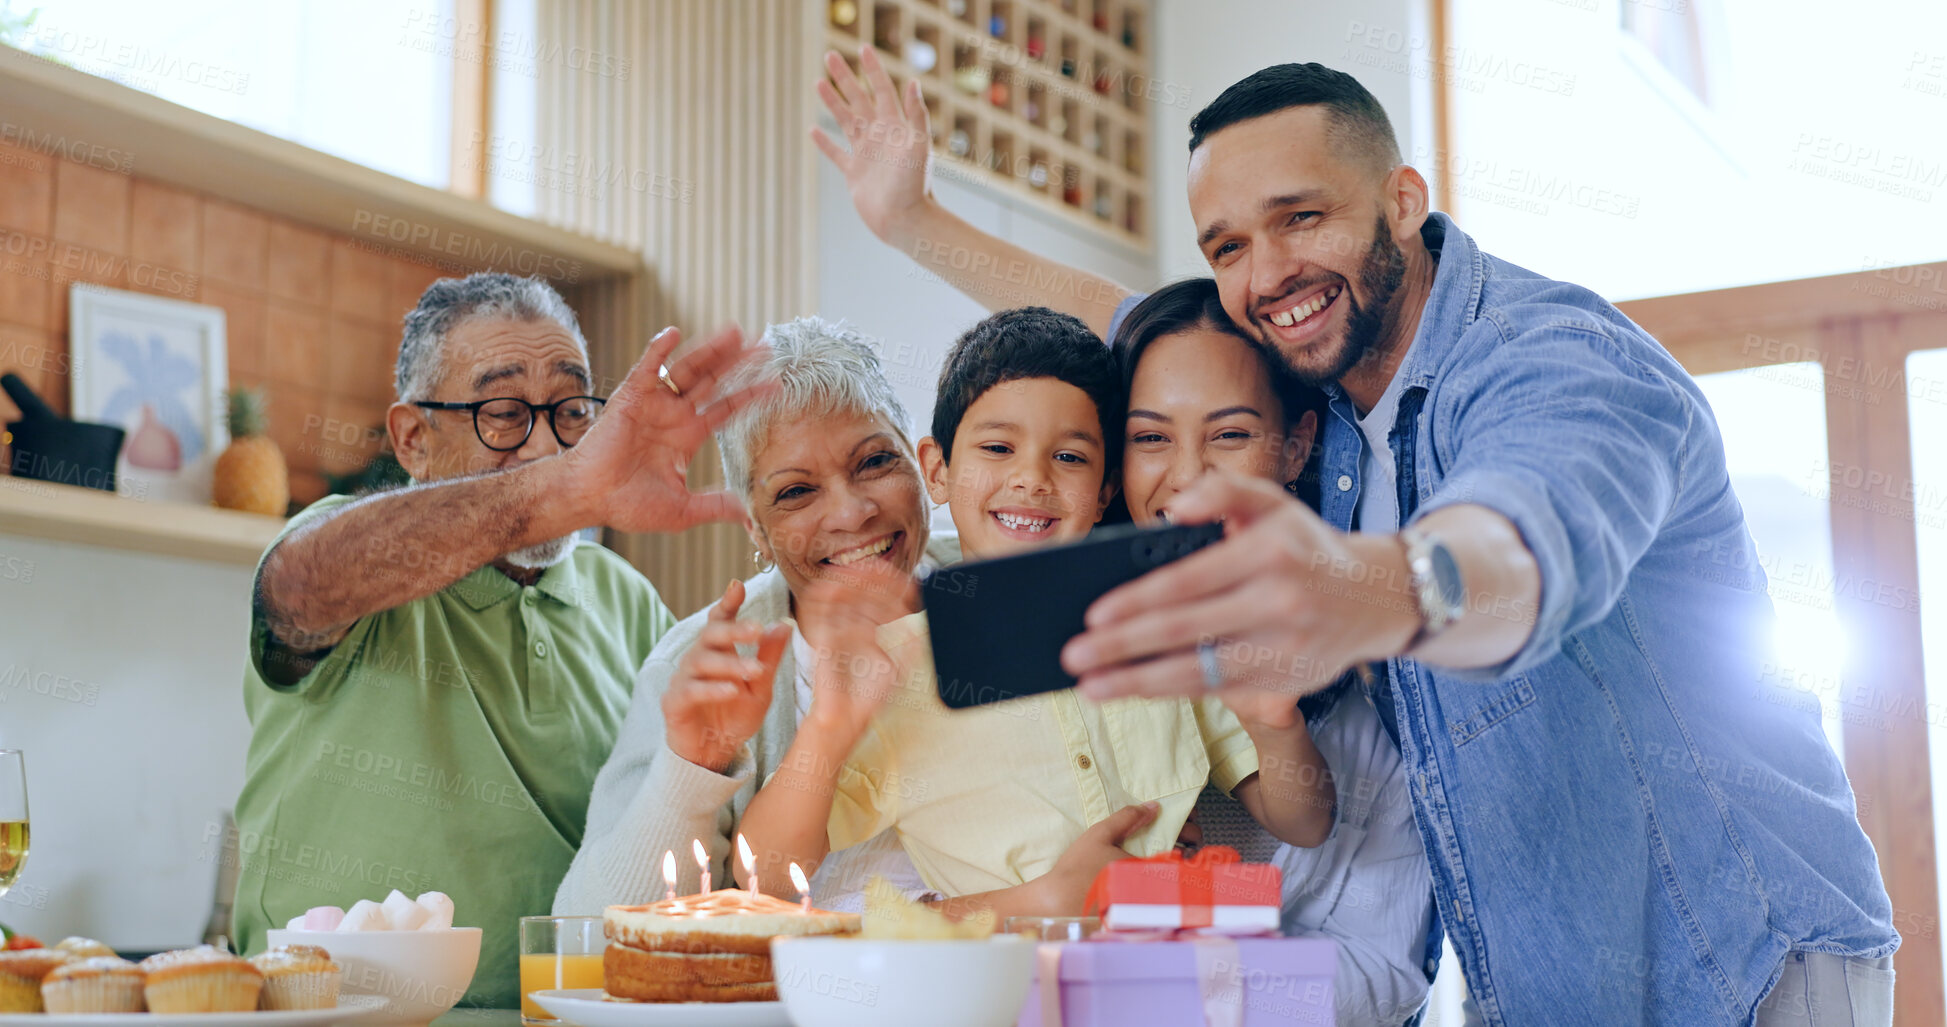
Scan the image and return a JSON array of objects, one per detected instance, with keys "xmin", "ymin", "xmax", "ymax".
[
  {"xmin": 819, "ymin": 51, "xmax": 1895, "ymax": 1027},
  {"xmin": 230, "ymin": 272, "xmax": 768, "ymax": 1009}
]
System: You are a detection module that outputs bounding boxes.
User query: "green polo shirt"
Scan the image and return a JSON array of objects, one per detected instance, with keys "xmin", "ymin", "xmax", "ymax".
[{"xmin": 231, "ymin": 493, "xmax": 673, "ymax": 1009}]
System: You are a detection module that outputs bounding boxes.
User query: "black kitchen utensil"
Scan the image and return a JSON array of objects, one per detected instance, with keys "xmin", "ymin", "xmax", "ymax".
[{"xmin": 2, "ymin": 372, "xmax": 126, "ymax": 492}]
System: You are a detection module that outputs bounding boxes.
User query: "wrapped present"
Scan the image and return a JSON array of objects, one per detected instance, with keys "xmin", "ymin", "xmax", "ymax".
[
  {"xmin": 1018, "ymin": 936, "xmax": 1337, "ymax": 1027},
  {"xmin": 1085, "ymin": 846, "xmax": 1282, "ymax": 934}
]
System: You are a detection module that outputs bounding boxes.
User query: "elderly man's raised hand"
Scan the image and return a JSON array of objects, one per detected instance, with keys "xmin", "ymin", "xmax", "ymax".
[
  {"xmin": 813, "ymin": 45, "xmax": 933, "ymax": 245},
  {"xmin": 562, "ymin": 324, "xmax": 775, "ymax": 536}
]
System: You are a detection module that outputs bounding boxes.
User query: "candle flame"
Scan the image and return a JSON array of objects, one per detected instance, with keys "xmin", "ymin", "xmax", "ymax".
[
  {"xmin": 692, "ymin": 838, "xmax": 708, "ymax": 866},
  {"xmin": 662, "ymin": 850, "xmax": 677, "ymax": 886},
  {"xmin": 789, "ymin": 861, "xmax": 810, "ymax": 894},
  {"xmin": 736, "ymin": 834, "xmax": 755, "ymax": 875}
]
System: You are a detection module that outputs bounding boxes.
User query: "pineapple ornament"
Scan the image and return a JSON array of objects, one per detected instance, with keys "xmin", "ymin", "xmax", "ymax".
[{"xmin": 212, "ymin": 386, "xmax": 289, "ymax": 515}]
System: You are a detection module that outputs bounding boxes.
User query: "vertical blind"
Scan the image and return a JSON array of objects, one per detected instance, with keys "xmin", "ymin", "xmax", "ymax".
[{"xmin": 538, "ymin": 0, "xmax": 820, "ymax": 616}]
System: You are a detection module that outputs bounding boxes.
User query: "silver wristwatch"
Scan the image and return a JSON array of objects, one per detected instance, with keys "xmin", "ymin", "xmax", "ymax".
[{"xmin": 1401, "ymin": 524, "xmax": 1465, "ymax": 651}]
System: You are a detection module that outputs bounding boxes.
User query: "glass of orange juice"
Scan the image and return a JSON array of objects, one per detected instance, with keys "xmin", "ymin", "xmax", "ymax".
[{"xmin": 519, "ymin": 915, "xmax": 605, "ymax": 1024}]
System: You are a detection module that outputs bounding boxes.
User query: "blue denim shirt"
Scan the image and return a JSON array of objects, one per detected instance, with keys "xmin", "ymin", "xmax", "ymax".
[{"xmin": 1110, "ymin": 213, "xmax": 1895, "ymax": 1026}]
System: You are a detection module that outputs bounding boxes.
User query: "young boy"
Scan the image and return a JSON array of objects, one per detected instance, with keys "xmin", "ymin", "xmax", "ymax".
[{"xmin": 739, "ymin": 307, "xmax": 1334, "ymax": 911}]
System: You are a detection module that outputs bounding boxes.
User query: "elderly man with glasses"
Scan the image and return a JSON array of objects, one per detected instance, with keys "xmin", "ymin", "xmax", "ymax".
[{"xmin": 229, "ymin": 272, "xmax": 770, "ymax": 1009}]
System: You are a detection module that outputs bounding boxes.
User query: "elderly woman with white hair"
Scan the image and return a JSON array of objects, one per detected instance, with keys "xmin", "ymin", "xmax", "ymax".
[{"xmin": 556, "ymin": 316, "xmax": 1156, "ymax": 917}]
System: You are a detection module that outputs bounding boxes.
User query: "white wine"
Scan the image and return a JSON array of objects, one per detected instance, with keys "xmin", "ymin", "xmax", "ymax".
[{"xmin": 0, "ymin": 820, "xmax": 27, "ymax": 894}]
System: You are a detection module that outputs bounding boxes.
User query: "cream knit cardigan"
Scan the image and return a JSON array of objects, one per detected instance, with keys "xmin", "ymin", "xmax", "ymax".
[{"xmin": 553, "ymin": 531, "xmax": 961, "ymax": 914}]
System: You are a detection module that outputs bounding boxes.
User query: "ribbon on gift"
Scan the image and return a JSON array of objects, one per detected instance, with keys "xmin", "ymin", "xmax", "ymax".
[
  {"xmin": 1086, "ymin": 845, "xmax": 1259, "ymax": 930},
  {"xmin": 1038, "ymin": 943, "xmax": 1065, "ymax": 1027},
  {"xmin": 1191, "ymin": 936, "xmax": 1244, "ymax": 1027},
  {"xmin": 1034, "ymin": 935, "xmax": 1244, "ymax": 1027}
]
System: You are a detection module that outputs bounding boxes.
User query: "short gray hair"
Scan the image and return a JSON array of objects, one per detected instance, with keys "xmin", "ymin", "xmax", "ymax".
[
  {"xmin": 395, "ymin": 273, "xmax": 588, "ymax": 402},
  {"xmin": 716, "ymin": 316, "xmax": 913, "ymax": 508}
]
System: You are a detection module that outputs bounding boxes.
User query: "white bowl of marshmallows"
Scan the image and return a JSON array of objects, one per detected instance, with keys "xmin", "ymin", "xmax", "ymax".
[{"xmin": 267, "ymin": 890, "xmax": 479, "ymax": 1026}]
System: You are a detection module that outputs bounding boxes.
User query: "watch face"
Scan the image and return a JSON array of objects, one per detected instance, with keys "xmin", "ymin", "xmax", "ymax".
[{"xmin": 1430, "ymin": 542, "xmax": 1465, "ymax": 612}]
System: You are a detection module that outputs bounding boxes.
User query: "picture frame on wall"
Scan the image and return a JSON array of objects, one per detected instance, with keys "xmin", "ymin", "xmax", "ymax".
[{"xmin": 68, "ymin": 284, "xmax": 229, "ymax": 505}]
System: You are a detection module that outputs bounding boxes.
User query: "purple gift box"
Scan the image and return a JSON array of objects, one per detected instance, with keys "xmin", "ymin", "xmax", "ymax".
[{"xmin": 1017, "ymin": 936, "xmax": 1336, "ymax": 1027}]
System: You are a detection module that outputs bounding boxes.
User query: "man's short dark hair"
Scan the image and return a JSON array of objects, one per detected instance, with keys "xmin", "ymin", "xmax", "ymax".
[
  {"xmin": 931, "ymin": 306, "xmax": 1122, "ymax": 467},
  {"xmin": 1187, "ymin": 63, "xmax": 1401, "ymax": 175}
]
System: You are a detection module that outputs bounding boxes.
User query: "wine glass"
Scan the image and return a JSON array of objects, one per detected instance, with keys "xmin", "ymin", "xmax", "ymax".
[{"xmin": 0, "ymin": 750, "xmax": 26, "ymax": 900}]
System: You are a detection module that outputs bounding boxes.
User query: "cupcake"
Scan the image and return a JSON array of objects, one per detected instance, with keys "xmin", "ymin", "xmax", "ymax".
[
  {"xmin": 0, "ymin": 948, "xmax": 71, "ymax": 1012},
  {"xmin": 250, "ymin": 944, "xmax": 341, "ymax": 1011},
  {"xmin": 139, "ymin": 946, "xmax": 263, "ymax": 1013},
  {"xmin": 42, "ymin": 956, "xmax": 145, "ymax": 1013},
  {"xmin": 54, "ymin": 937, "xmax": 116, "ymax": 959}
]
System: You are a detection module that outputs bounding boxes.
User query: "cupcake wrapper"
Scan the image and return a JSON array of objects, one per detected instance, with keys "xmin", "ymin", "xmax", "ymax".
[
  {"xmin": 259, "ymin": 970, "xmax": 341, "ymax": 1011},
  {"xmin": 0, "ymin": 972, "xmax": 45, "ymax": 1013},
  {"xmin": 43, "ymin": 974, "xmax": 147, "ymax": 1014},
  {"xmin": 144, "ymin": 967, "xmax": 264, "ymax": 1014}
]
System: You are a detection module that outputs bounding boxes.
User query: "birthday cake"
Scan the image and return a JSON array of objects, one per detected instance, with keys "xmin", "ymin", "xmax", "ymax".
[{"xmin": 602, "ymin": 891, "xmax": 859, "ymax": 1003}]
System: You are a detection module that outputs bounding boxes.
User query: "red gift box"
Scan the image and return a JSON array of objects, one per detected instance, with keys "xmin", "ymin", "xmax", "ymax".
[{"xmin": 1085, "ymin": 846, "xmax": 1282, "ymax": 935}]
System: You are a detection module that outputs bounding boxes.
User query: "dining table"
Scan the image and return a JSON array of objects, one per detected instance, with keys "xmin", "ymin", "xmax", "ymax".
[{"xmin": 431, "ymin": 1012, "xmax": 521, "ymax": 1025}]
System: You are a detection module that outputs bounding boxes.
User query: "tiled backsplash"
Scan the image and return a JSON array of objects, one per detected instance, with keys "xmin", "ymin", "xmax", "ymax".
[{"xmin": 0, "ymin": 142, "xmax": 484, "ymax": 506}]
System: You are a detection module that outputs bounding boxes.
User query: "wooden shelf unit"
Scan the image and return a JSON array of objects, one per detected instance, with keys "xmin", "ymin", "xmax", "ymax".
[
  {"xmin": 828, "ymin": 0, "xmax": 1153, "ymax": 249},
  {"xmin": 0, "ymin": 477, "xmax": 283, "ymax": 567}
]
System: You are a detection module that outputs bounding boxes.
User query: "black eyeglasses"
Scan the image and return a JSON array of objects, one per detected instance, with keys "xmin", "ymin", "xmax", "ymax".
[{"xmin": 412, "ymin": 396, "xmax": 607, "ymax": 452}]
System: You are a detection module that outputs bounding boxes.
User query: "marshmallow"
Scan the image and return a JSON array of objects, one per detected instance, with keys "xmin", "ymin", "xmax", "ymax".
[
  {"xmin": 382, "ymin": 889, "xmax": 430, "ymax": 931},
  {"xmin": 285, "ymin": 914, "xmax": 306, "ymax": 930},
  {"xmin": 302, "ymin": 906, "xmax": 346, "ymax": 932},
  {"xmin": 340, "ymin": 899, "xmax": 391, "ymax": 931},
  {"xmin": 415, "ymin": 891, "xmax": 455, "ymax": 931}
]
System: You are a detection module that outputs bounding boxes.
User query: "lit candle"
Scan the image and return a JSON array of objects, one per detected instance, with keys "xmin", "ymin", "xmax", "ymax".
[
  {"xmin": 789, "ymin": 861, "xmax": 811, "ymax": 915},
  {"xmin": 693, "ymin": 838, "xmax": 712, "ymax": 895},
  {"xmin": 662, "ymin": 850, "xmax": 677, "ymax": 903},
  {"xmin": 737, "ymin": 833, "xmax": 758, "ymax": 898}
]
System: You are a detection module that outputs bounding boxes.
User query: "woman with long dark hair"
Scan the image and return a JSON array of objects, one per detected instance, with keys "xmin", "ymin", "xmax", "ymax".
[{"xmin": 1112, "ymin": 278, "xmax": 1435, "ymax": 1027}]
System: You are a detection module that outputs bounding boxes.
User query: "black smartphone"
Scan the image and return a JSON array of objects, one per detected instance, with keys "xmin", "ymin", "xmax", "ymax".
[{"xmin": 921, "ymin": 520, "xmax": 1225, "ymax": 710}]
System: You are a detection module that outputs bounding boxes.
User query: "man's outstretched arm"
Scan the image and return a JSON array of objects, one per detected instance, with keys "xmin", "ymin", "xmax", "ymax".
[
  {"xmin": 260, "ymin": 325, "xmax": 773, "ymax": 662},
  {"xmin": 813, "ymin": 45, "xmax": 1133, "ymax": 337}
]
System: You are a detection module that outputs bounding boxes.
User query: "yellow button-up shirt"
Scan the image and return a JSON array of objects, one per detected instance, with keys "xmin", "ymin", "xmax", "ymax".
[{"xmin": 828, "ymin": 612, "xmax": 1259, "ymax": 897}]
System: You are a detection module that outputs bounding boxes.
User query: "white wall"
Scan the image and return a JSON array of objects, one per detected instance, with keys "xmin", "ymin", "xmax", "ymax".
[{"xmin": 0, "ymin": 534, "xmax": 252, "ymax": 950}]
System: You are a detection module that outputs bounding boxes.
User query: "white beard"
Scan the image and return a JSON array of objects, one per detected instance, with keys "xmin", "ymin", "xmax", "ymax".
[{"xmin": 503, "ymin": 534, "xmax": 578, "ymax": 570}]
